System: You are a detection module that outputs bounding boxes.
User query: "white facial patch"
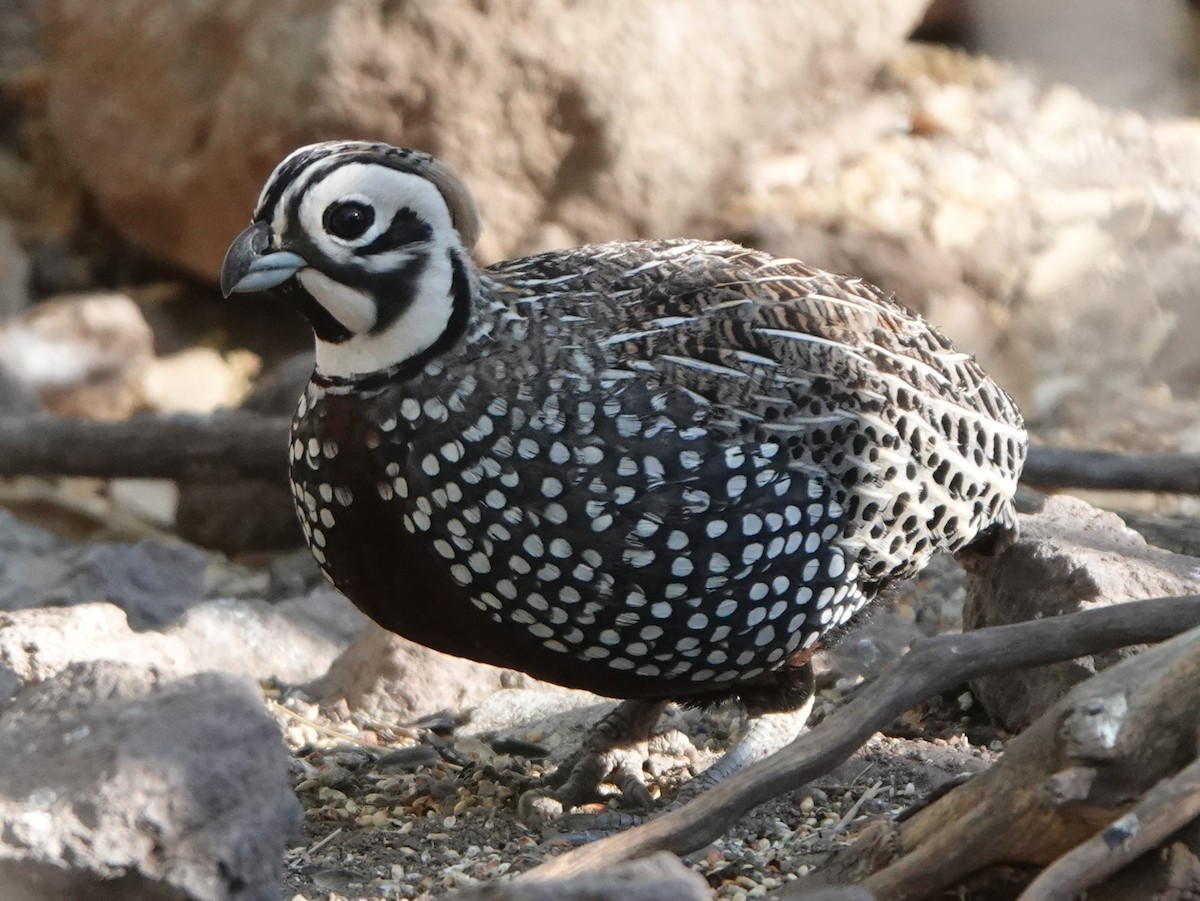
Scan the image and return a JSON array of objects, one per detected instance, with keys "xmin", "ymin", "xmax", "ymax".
[
  {"xmin": 297, "ymin": 163, "xmax": 455, "ymax": 267},
  {"xmin": 297, "ymin": 269, "xmax": 377, "ymax": 333},
  {"xmin": 313, "ymin": 231, "xmax": 461, "ymax": 380}
]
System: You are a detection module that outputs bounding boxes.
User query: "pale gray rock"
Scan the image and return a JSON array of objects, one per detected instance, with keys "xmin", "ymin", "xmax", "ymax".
[
  {"xmin": 0, "ymin": 590, "xmax": 365, "ymax": 712},
  {"xmin": 0, "ymin": 291, "xmax": 152, "ymax": 419},
  {"xmin": 964, "ymin": 495, "xmax": 1200, "ymax": 731},
  {"xmin": 448, "ymin": 852, "xmax": 711, "ymax": 901},
  {"xmin": 734, "ymin": 44, "xmax": 1200, "ymax": 448},
  {"xmin": 312, "ymin": 622, "xmax": 582, "ymax": 725},
  {"xmin": 42, "ymin": 0, "xmax": 930, "ymax": 279},
  {"xmin": 0, "ymin": 661, "xmax": 301, "ymax": 901},
  {"xmin": 0, "ymin": 527, "xmax": 244, "ymax": 627},
  {"xmin": 0, "ymin": 361, "xmax": 41, "ymax": 414}
]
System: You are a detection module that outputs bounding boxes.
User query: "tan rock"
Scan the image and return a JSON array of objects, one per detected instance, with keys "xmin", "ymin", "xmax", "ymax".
[
  {"xmin": 42, "ymin": 0, "xmax": 931, "ymax": 278},
  {"xmin": 0, "ymin": 291, "xmax": 152, "ymax": 419},
  {"xmin": 733, "ymin": 43, "xmax": 1200, "ymax": 448},
  {"xmin": 140, "ymin": 346, "xmax": 260, "ymax": 414},
  {"xmin": 313, "ymin": 621, "xmax": 590, "ymax": 723}
]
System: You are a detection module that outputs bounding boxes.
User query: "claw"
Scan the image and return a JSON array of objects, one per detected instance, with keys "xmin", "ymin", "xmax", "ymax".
[
  {"xmin": 517, "ymin": 789, "xmax": 566, "ymax": 826},
  {"xmin": 518, "ymin": 667, "xmax": 817, "ymax": 833}
]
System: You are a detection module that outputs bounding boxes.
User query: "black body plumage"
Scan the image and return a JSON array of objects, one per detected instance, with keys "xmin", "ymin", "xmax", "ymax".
[{"xmin": 227, "ymin": 141, "xmax": 1027, "ymax": 711}]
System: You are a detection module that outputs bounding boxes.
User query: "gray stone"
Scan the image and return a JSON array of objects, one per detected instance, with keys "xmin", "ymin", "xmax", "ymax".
[
  {"xmin": 964, "ymin": 495, "xmax": 1200, "ymax": 731},
  {"xmin": 0, "ymin": 533, "xmax": 222, "ymax": 627},
  {"xmin": 0, "ymin": 590, "xmax": 365, "ymax": 712},
  {"xmin": 0, "ymin": 509, "xmax": 60, "ymax": 557},
  {"xmin": 0, "ymin": 661, "xmax": 301, "ymax": 900},
  {"xmin": 450, "ymin": 852, "xmax": 711, "ymax": 901},
  {"xmin": 65, "ymin": 539, "xmax": 210, "ymax": 628}
]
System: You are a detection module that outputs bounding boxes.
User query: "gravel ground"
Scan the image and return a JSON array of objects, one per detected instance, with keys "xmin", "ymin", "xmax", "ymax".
[{"xmin": 270, "ymin": 565, "xmax": 1001, "ymax": 900}]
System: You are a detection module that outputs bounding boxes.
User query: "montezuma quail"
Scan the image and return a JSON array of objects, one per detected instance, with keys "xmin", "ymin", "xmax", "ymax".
[{"xmin": 222, "ymin": 141, "xmax": 1027, "ymax": 817}]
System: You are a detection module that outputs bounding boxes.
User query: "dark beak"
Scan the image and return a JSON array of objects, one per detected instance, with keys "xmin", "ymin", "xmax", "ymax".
[{"xmin": 220, "ymin": 221, "xmax": 307, "ymax": 297}]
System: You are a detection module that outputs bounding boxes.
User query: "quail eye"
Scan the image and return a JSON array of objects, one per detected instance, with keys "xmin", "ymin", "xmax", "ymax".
[{"xmin": 323, "ymin": 200, "xmax": 375, "ymax": 241}]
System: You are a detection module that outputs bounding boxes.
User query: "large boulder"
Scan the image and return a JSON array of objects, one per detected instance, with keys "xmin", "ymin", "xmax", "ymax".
[
  {"xmin": 963, "ymin": 495, "xmax": 1200, "ymax": 731},
  {"xmin": 42, "ymin": 0, "xmax": 932, "ymax": 277},
  {"xmin": 731, "ymin": 43, "xmax": 1200, "ymax": 446},
  {"xmin": 0, "ymin": 662, "xmax": 300, "ymax": 900}
]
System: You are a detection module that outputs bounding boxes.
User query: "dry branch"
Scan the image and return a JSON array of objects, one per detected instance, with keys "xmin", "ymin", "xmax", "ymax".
[
  {"xmin": 0, "ymin": 413, "xmax": 288, "ymax": 480},
  {"xmin": 521, "ymin": 596, "xmax": 1200, "ymax": 882},
  {"xmin": 861, "ymin": 624, "xmax": 1200, "ymax": 901},
  {"xmin": 1020, "ymin": 446, "xmax": 1200, "ymax": 494},
  {"xmin": 2, "ymin": 414, "xmax": 1200, "ymax": 496},
  {"xmin": 1018, "ymin": 756, "xmax": 1200, "ymax": 901}
]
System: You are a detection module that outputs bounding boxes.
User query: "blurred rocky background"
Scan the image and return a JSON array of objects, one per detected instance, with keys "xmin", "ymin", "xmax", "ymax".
[{"xmin": 2, "ymin": 1, "xmax": 1200, "ymax": 898}]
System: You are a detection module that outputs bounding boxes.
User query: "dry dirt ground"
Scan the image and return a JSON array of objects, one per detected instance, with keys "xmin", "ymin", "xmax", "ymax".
[{"xmin": 269, "ymin": 579, "xmax": 1003, "ymax": 900}]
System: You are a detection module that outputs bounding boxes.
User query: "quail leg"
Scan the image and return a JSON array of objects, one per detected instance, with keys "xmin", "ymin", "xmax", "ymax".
[
  {"xmin": 530, "ymin": 663, "xmax": 817, "ymax": 838},
  {"xmin": 518, "ymin": 697, "xmax": 669, "ymax": 825},
  {"xmin": 671, "ymin": 667, "xmax": 816, "ymax": 805}
]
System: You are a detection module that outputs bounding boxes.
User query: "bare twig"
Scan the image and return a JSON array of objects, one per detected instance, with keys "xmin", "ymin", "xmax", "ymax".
[
  {"xmin": 521, "ymin": 596, "xmax": 1200, "ymax": 882},
  {"xmin": 1018, "ymin": 755, "xmax": 1200, "ymax": 901},
  {"xmin": 1021, "ymin": 446, "xmax": 1200, "ymax": 495},
  {"xmin": 1, "ymin": 413, "xmax": 1200, "ymax": 496},
  {"xmin": 863, "ymin": 625, "xmax": 1200, "ymax": 900},
  {"xmin": 0, "ymin": 412, "xmax": 288, "ymax": 480}
]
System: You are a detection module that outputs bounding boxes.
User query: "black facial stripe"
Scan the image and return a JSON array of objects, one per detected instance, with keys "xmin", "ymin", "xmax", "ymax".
[
  {"xmin": 257, "ymin": 146, "xmax": 436, "ymax": 225},
  {"xmin": 255, "ymin": 146, "xmax": 334, "ymax": 222},
  {"xmin": 275, "ymin": 279, "xmax": 352, "ymax": 344},
  {"xmin": 357, "ymin": 207, "xmax": 433, "ymax": 256},
  {"xmin": 367, "ymin": 250, "xmax": 430, "ymax": 336},
  {"xmin": 313, "ymin": 247, "xmax": 473, "ymax": 390}
]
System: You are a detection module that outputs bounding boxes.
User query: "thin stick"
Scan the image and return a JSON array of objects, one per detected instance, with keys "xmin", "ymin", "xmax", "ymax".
[
  {"xmin": 521, "ymin": 597, "xmax": 1200, "ymax": 881},
  {"xmin": 0, "ymin": 412, "xmax": 288, "ymax": 480},
  {"xmin": 1021, "ymin": 446, "xmax": 1200, "ymax": 494},
  {"xmin": 2, "ymin": 414, "xmax": 1200, "ymax": 495}
]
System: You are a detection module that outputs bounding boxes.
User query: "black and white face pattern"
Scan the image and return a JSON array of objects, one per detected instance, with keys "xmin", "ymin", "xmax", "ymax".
[{"xmin": 249, "ymin": 142, "xmax": 476, "ymax": 380}]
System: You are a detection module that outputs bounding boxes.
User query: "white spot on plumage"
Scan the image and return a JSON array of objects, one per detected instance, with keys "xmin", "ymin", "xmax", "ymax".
[
  {"xmin": 577, "ymin": 445, "xmax": 604, "ymax": 465},
  {"xmin": 726, "ymin": 475, "xmax": 747, "ymax": 498}
]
